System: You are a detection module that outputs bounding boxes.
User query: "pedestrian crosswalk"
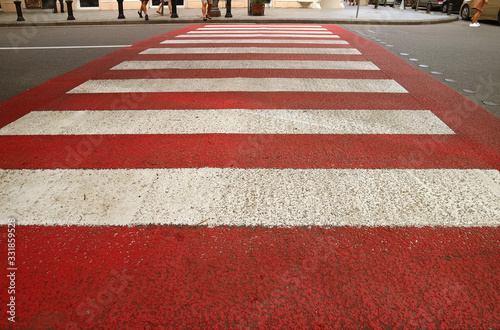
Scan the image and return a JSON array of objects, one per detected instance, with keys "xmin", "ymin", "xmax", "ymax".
[
  {"xmin": 1, "ymin": 24, "xmax": 499, "ymax": 330},
  {"xmin": 0, "ymin": 24, "xmax": 498, "ymax": 227}
]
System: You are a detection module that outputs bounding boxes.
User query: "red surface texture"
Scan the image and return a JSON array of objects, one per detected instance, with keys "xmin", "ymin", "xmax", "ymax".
[{"xmin": 1, "ymin": 226, "xmax": 499, "ymax": 329}]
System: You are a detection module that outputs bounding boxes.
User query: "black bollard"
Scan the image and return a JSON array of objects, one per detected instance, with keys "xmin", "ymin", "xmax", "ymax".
[
  {"xmin": 210, "ymin": 0, "xmax": 221, "ymax": 17},
  {"xmin": 225, "ymin": 0, "xmax": 232, "ymax": 17},
  {"xmin": 426, "ymin": 0, "xmax": 431, "ymax": 12},
  {"xmin": 171, "ymin": 0, "xmax": 179, "ymax": 18},
  {"xmin": 117, "ymin": 0, "xmax": 125, "ymax": 19},
  {"xmin": 446, "ymin": 1, "xmax": 452, "ymax": 14},
  {"xmin": 59, "ymin": 0, "xmax": 65, "ymax": 13},
  {"xmin": 14, "ymin": 1, "xmax": 25, "ymax": 21},
  {"xmin": 53, "ymin": 0, "xmax": 58, "ymax": 13},
  {"xmin": 65, "ymin": 0, "xmax": 75, "ymax": 20}
]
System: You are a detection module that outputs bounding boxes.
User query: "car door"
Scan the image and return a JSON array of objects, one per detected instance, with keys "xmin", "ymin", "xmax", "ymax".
[{"xmin": 482, "ymin": 0, "xmax": 500, "ymax": 20}]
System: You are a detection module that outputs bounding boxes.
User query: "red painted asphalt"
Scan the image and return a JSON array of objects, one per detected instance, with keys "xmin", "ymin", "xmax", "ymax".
[
  {"xmin": 0, "ymin": 25, "xmax": 499, "ymax": 329},
  {"xmin": 2, "ymin": 226, "xmax": 499, "ymax": 329}
]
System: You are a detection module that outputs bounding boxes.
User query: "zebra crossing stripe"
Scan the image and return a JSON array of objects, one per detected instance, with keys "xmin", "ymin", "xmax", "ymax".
[
  {"xmin": 111, "ymin": 60, "xmax": 378, "ymax": 70},
  {"xmin": 140, "ymin": 47, "xmax": 361, "ymax": 55},
  {"xmin": 0, "ymin": 110, "xmax": 453, "ymax": 135},
  {"xmin": 196, "ymin": 27, "xmax": 329, "ymax": 31},
  {"xmin": 176, "ymin": 34, "xmax": 341, "ymax": 38},
  {"xmin": 160, "ymin": 39, "xmax": 349, "ymax": 44},
  {"xmin": 1, "ymin": 168, "xmax": 498, "ymax": 226},
  {"xmin": 67, "ymin": 78, "xmax": 408, "ymax": 94},
  {"xmin": 187, "ymin": 30, "xmax": 334, "ymax": 34}
]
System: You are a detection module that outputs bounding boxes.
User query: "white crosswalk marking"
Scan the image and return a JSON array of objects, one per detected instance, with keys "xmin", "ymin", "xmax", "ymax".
[
  {"xmin": 140, "ymin": 47, "xmax": 361, "ymax": 55},
  {"xmin": 68, "ymin": 78, "xmax": 408, "ymax": 93},
  {"xmin": 1, "ymin": 168, "xmax": 498, "ymax": 226},
  {"xmin": 197, "ymin": 27, "xmax": 329, "ymax": 31},
  {"xmin": 0, "ymin": 110, "xmax": 454, "ymax": 135},
  {"xmin": 187, "ymin": 30, "xmax": 334, "ymax": 34},
  {"xmin": 160, "ymin": 39, "xmax": 349, "ymax": 44},
  {"xmin": 111, "ymin": 60, "xmax": 379, "ymax": 70},
  {"xmin": 176, "ymin": 34, "xmax": 341, "ymax": 38}
]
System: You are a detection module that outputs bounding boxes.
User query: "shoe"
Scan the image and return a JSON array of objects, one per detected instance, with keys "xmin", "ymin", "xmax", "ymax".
[
  {"xmin": 469, "ymin": 22, "xmax": 479, "ymax": 27},
  {"xmin": 156, "ymin": 10, "xmax": 161, "ymax": 14},
  {"xmin": 137, "ymin": 11, "xmax": 143, "ymax": 18},
  {"xmin": 206, "ymin": 15, "xmax": 212, "ymax": 19},
  {"xmin": 203, "ymin": 16, "xmax": 207, "ymax": 21},
  {"xmin": 145, "ymin": 14, "xmax": 149, "ymax": 20}
]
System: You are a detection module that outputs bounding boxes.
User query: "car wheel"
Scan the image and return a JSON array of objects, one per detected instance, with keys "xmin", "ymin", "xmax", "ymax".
[
  {"xmin": 442, "ymin": 2, "xmax": 448, "ymax": 12},
  {"xmin": 461, "ymin": 5, "xmax": 470, "ymax": 20}
]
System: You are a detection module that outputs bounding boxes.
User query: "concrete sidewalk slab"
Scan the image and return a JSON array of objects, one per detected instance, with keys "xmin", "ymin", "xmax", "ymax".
[{"xmin": 0, "ymin": 5, "xmax": 459, "ymax": 26}]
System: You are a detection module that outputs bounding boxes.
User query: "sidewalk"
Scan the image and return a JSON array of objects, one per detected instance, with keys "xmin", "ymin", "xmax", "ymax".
[{"xmin": 0, "ymin": 4, "xmax": 458, "ymax": 26}]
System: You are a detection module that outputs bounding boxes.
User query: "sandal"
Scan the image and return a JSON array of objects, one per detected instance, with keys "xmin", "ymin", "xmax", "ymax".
[
  {"xmin": 137, "ymin": 11, "xmax": 143, "ymax": 18},
  {"xmin": 206, "ymin": 15, "xmax": 212, "ymax": 19},
  {"xmin": 203, "ymin": 16, "xmax": 207, "ymax": 21}
]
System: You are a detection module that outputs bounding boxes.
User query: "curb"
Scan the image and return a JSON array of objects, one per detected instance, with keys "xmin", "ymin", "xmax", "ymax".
[{"xmin": 0, "ymin": 13, "xmax": 459, "ymax": 27}]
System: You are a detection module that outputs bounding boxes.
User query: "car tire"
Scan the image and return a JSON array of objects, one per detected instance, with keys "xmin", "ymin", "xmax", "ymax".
[
  {"xmin": 460, "ymin": 5, "xmax": 470, "ymax": 20},
  {"xmin": 442, "ymin": 2, "xmax": 447, "ymax": 12}
]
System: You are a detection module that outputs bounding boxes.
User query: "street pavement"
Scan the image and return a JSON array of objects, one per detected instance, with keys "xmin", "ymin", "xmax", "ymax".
[
  {"xmin": 0, "ymin": 4, "xmax": 459, "ymax": 26},
  {"xmin": 0, "ymin": 24, "xmax": 499, "ymax": 328}
]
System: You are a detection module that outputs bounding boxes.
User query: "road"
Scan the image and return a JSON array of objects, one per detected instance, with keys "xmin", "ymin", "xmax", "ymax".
[
  {"xmin": 1, "ymin": 21, "xmax": 499, "ymax": 118},
  {"xmin": 0, "ymin": 23, "xmax": 499, "ymax": 328}
]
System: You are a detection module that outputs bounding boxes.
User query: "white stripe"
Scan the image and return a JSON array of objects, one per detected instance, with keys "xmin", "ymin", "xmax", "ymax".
[
  {"xmin": 0, "ymin": 110, "xmax": 453, "ymax": 135},
  {"xmin": 202, "ymin": 24, "xmax": 325, "ymax": 28},
  {"xmin": 196, "ymin": 27, "xmax": 328, "ymax": 31},
  {"xmin": 111, "ymin": 60, "xmax": 379, "ymax": 70},
  {"xmin": 140, "ymin": 47, "xmax": 361, "ymax": 55},
  {"xmin": 0, "ymin": 45, "xmax": 131, "ymax": 50},
  {"xmin": 188, "ymin": 31, "xmax": 333, "ymax": 34},
  {"xmin": 2, "ymin": 169, "xmax": 498, "ymax": 226},
  {"xmin": 161, "ymin": 39, "xmax": 349, "ymax": 45},
  {"xmin": 176, "ymin": 34, "xmax": 340, "ymax": 38},
  {"xmin": 67, "ymin": 78, "xmax": 408, "ymax": 94}
]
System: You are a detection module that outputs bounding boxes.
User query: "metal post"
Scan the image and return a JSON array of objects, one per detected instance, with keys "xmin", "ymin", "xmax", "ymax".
[
  {"xmin": 53, "ymin": 0, "xmax": 58, "ymax": 13},
  {"xmin": 171, "ymin": 0, "xmax": 178, "ymax": 18},
  {"xmin": 446, "ymin": 1, "xmax": 451, "ymax": 14},
  {"xmin": 210, "ymin": 0, "xmax": 221, "ymax": 16},
  {"xmin": 59, "ymin": 0, "xmax": 65, "ymax": 13},
  {"xmin": 225, "ymin": 0, "xmax": 232, "ymax": 17},
  {"xmin": 426, "ymin": 0, "xmax": 431, "ymax": 12},
  {"xmin": 356, "ymin": 0, "xmax": 360, "ymax": 17},
  {"xmin": 117, "ymin": 0, "xmax": 125, "ymax": 18},
  {"xmin": 65, "ymin": 0, "xmax": 75, "ymax": 20},
  {"xmin": 14, "ymin": 1, "xmax": 25, "ymax": 21}
]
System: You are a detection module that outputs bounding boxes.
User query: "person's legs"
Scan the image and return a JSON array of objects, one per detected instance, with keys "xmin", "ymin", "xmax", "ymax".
[
  {"xmin": 138, "ymin": 0, "xmax": 143, "ymax": 16},
  {"xmin": 167, "ymin": 0, "xmax": 172, "ymax": 14},
  {"xmin": 471, "ymin": 9, "xmax": 482, "ymax": 24},
  {"xmin": 206, "ymin": 0, "xmax": 212, "ymax": 17},
  {"xmin": 141, "ymin": 1, "xmax": 148, "ymax": 20},
  {"xmin": 202, "ymin": 2, "xmax": 207, "ymax": 19},
  {"xmin": 157, "ymin": 1, "xmax": 162, "ymax": 14}
]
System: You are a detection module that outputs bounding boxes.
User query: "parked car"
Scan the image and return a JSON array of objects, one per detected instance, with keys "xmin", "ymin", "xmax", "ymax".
[
  {"xmin": 441, "ymin": 0, "xmax": 463, "ymax": 12},
  {"xmin": 369, "ymin": 0, "xmax": 395, "ymax": 6},
  {"xmin": 460, "ymin": 0, "xmax": 500, "ymax": 23},
  {"xmin": 413, "ymin": 0, "xmax": 444, "ymax": 10}
]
